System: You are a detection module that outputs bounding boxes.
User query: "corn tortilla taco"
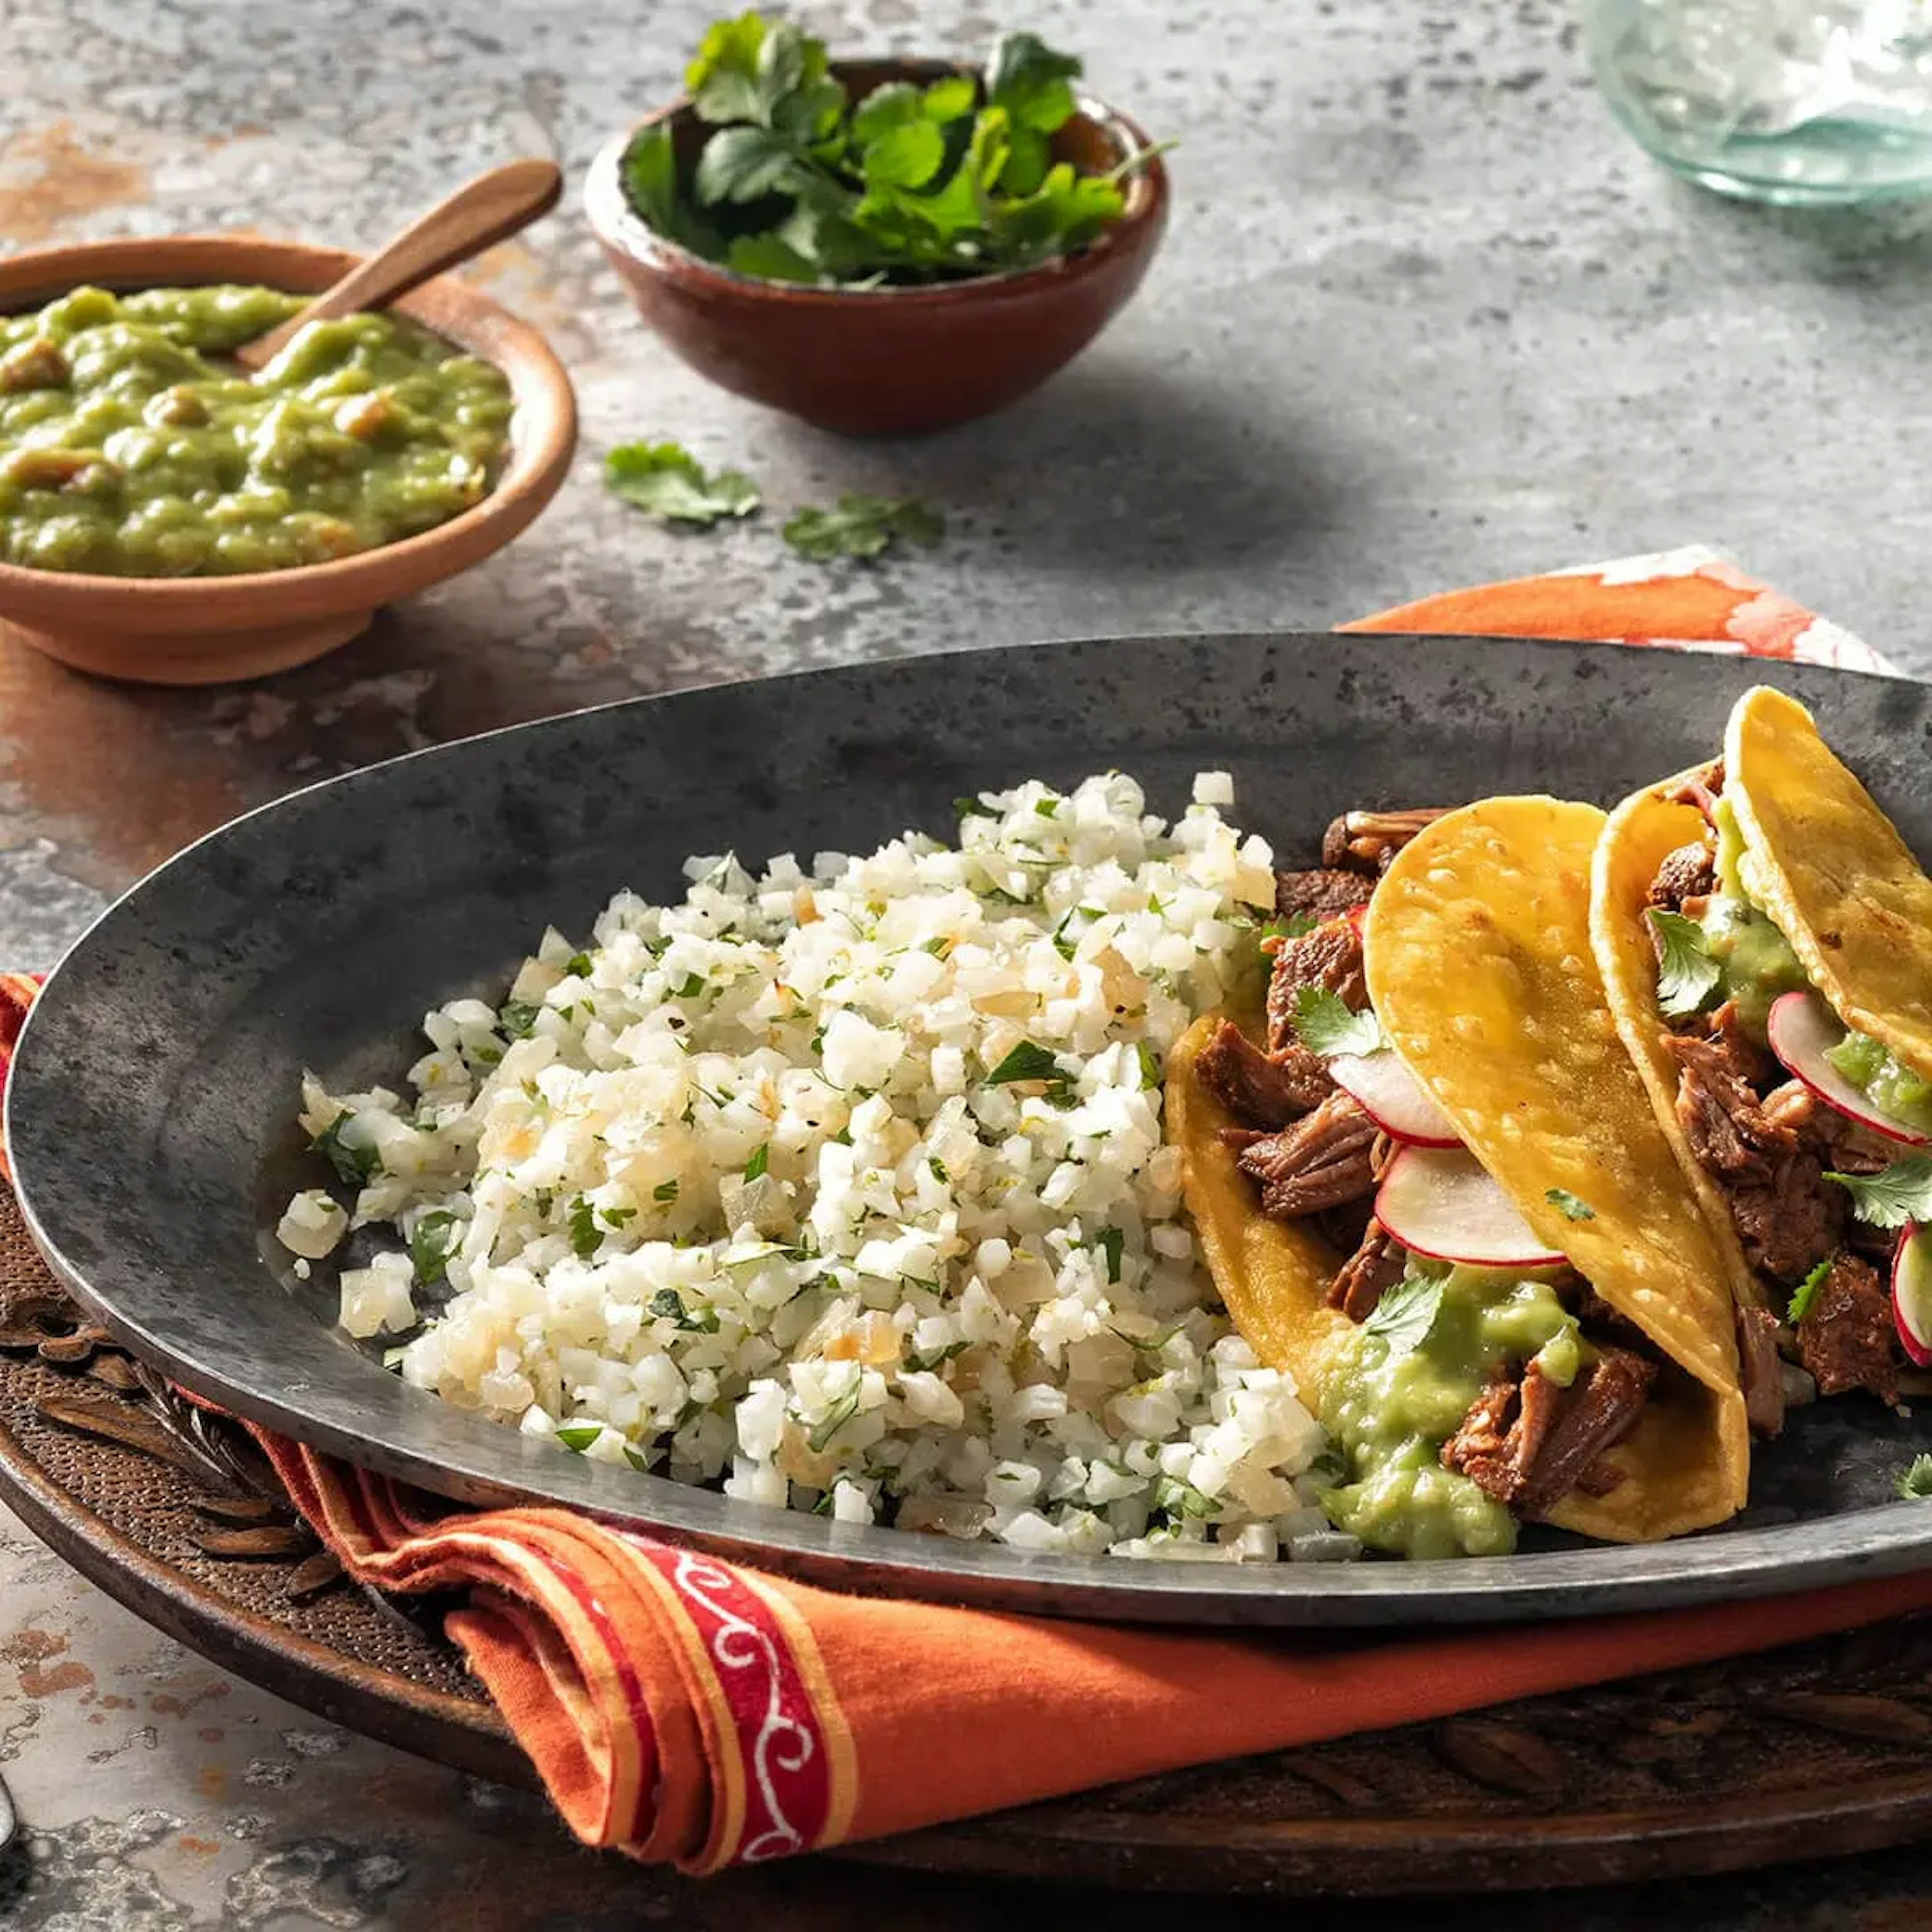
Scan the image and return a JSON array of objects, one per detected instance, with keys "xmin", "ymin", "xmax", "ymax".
[
  {"xmin": 1170, "ymin": 796, "xmax": 1749, "ymax": 1560},
  {"xmin": 1590, "ymin": 686, "xmax": 1932, "ymax": 1428}
]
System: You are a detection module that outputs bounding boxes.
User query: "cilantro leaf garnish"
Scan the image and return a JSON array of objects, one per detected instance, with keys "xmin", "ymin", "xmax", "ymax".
[
  {"xmin": 1647, "ymin": 908, "xmax": 1722, "ymax": 1018},
  {"xmin": 1258, "ymin": 912, "xmax": 1319, "ymax": 948},
  {"xmin": 744, "ymin": 1143, "xmax": 770, "ymax": 1181},
  {"xmin": 1363, "ymin": 1274, "xmax": 1442, "ymax": 1358},
  {"xmin": 555, "ymin": 1423, "xmax": 603, "ymax": 1452},
  {"xmin": 653, "ymin": 1178, "xmax": 681, "ymax": 1204},
  {"xmin": 497, "ymin": 1000, "xmax": 540, "ymax": 1040},
  {"xmin": 954, "ymin": 794, "xmax": 997, "ymax": 819},
  {"xmin": 1089, "ymin": 1225, "xmax": 1124, "ymax": 1284},
  {"xmin": 1824, "ymin": 1157, "xmax": 1932, "ymax": 1231},
  {"xmin": 1149, "ymin": 1472, "xmax": 1217, "ymax": 1521},
  {"xmin": 312, "ymin": 1113, "xmax": 380, "ymax": 1187},
  {"xmin": 1897, "ymin": 1454, "xmax": 1932, "ymax": 1501},
  {"xmin": 650, "ymin": 1287, "xmax": 721, "ymax": 1333},
  {"xmin": 1136, "ymin": 1041, "xmax": 1163, "ymax": 1091},
  {"xmin": 1788, "ymin": 1252, "xmax": 1834, "ymax": 1324},
  {"xmin": 1291, "ymin": 986, "xmax": 1387, "ymax": 1059},
  {"xmin": 605, "ymin": 440, "xmax": 761, "ymax": 527},
  {"xmin": 565, "ymin": 951, "xmax": 594, "ymax": 978},
  {"xmin": 409, "ymin": 1209, "xmax": 460, "ymax": 1286},
  {"xmin": 1544, "ymin": 1188, "xmax": 1595, "ymax": 1222},
  {"xmin": 985, "ymin": 1040, "xmax": 1063, "ymax": 1086},
  {"xmin": 782, "ymin": 494, "xmax": 943, "ymax": 562},
  {"xmin": 568, "ymin": 1194, "xmax": 602, "ymax": 1259}
]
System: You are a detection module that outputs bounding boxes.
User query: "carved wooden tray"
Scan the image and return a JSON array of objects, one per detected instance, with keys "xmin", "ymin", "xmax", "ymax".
[{"xmin": 6, "ymin": 1184, "xmax": 1932, "ymax": 1896}]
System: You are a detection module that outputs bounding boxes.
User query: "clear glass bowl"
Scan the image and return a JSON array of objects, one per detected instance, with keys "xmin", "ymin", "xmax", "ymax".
[{"xmin": 1587, "ymin": 0, "xmax": 1932, "ymax": 204}]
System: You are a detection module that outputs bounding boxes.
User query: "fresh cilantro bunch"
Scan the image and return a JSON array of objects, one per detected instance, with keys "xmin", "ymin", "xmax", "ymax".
[{"xmin": 620, "ymin": 14, "xmax": 1164, "ymax": 286}]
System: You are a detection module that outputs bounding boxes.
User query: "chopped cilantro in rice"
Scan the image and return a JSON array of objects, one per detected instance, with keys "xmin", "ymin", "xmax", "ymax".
[{"xmin": 285, "ymin": 772, "xmax": 1345, "ymax": 1562}]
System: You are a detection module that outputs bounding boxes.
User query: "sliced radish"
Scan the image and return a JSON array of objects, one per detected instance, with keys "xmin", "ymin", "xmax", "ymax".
[
  {"xmin": 1766, "ymin": 991, "xmax": 1930, "ymax": 1149},
  {"xmin": 1330, "ymin": 1050, "xmax": 1461, "ymax": 1147},
  {"xmin": 1374, "ymin": 1146, "xmax": 1566, "ymax": 1269},
  {"xmin": 1892, "ymin": 1225, "xmax": 1932, "ymax": 1369}
]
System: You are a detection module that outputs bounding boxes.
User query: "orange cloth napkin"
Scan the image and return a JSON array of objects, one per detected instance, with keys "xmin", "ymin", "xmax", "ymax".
[{"xmin": 2, "ymin": 551, "xmax": 1922, "ymax": 1872}]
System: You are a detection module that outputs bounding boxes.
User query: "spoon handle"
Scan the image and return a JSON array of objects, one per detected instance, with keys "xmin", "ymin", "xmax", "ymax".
[{"xmin": 235, "ymin": 158, "xmax": 563, "ymax": 369}]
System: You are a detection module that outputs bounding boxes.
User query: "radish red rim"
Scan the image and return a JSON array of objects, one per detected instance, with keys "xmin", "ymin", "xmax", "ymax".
[
  {"xmin": 1765, "ymin": 990, "xmax": 1930, "ymax": 1149},
  {"xmin": 1892, "ymin": 1224, "xmax": 1932, "ymax": 1369},
  {"xmin": 1329, "ymin": 1049, "xmax": 1461, "ymax": 1148},
  {"xmin": 1374, "ymin": 1145, "xmax": 1566, "ymax": 1269}
]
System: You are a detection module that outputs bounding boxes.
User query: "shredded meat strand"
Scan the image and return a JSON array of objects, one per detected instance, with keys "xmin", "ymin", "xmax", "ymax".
[
  {"xmin": 1727, "ymin": 1149, "xmax": 1844, "ymax": 1284},
  {"xmin": 1326, "ymin": 1221, "xmax": 1405, "ymax": 1321},
  {"xmin": 1516, "ymin": 1346, "xmax": 1657, "ymax": 1519},
  {"xmin": 1321, "ymin": 808, "xmax": 1446, "ymax": 874},
  {"xmin": 1265, "ymin": 917, "xmax": 1366, "ymax": 1055},
  {"xmin": 1274, "ymin": 867, "xmax": 1375, "ymax": 924},
  {"xmin": 1736, "ymin": 1302, "xmax": 1786, "ymax": 1439},
  {"xmin": 1664, "ymin": 1004, "xmax": 1792, "ymax": 1183},
  {"xmin": 1441, "ymin": 1362, "xmax": 1566, "ymax": 1505},
  {"xmin": 1647, "ymin": 839, "xmax": 1718, "ymax": 911},
  {"xmin": 1664, "ymin": 758, "xmax": 1725, "ymax": 822},
  {"xmin": 1194, "ymin": 1018, "xmax": 1326, "ymax": 1130},
  {"xmin": 1795, "ymin": 1253, "xmax": 1900, "ymax": 1406},
  {"xmin": 1236, "ymin": 1092, "xmax": 1379, "ymax": 1220}
]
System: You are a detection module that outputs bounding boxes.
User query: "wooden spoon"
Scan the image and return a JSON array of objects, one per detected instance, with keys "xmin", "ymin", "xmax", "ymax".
[{"xmin": 233, "ymin": 158, "xmax": 563, "ymax": 371}]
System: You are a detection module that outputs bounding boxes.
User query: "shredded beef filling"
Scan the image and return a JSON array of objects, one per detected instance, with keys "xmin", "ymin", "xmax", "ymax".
[
  {"xmin": 1326, "ymin": 1220, "xmax": 1404, "ymax": 1320},
  {"xmin": 1236, "ymin": 1091, "xmax": 1379, "ymax": 1219},
  {"xmin": 1513, "ymin": 1345, "xmax": 1657, "ymax": 1519},
  {"xmin": 1321, "ymin": 808, "xmax": 1446, "ymax": 874},
  {"xmin": 1662, "ymin": 1003, "xmax": 1787, "ymax": 1182},
  {"xmin": 1440, "ymin": 1361, "xmax": 1565, "ymax": 1505},
  {"xmin": 1193, "ymin": 1018, "xmax": 1327, "ymax": 1131},
  {"xmin": 1736, "ymin": 1303, "xmax": 1786, "ymax": 1438},
  {"xmin": 1647, "ymin": 839, "xmax": 1718, "ymax": 911},
  {"xmin": 1264, "ymin": 915, "xmax": 1367, "ymax": 1056},
  {"xmin": 1664, "ymin": 758, "xmax": 1724, "ymax": 819},
  {"xmin": 1657, "ymin": 984, "xmax": 1903, "ymax": 1403},
  {"xmin": 1274, "ymin": 867, "xmax": 1375, "ymax": 925},
  {"xmin": 1796, "ymin": 1253, "xmax": 1899, "ymax": 1406}
]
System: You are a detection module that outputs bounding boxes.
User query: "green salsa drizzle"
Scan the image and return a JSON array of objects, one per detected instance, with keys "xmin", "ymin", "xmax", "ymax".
[
  {"xmin": 1826, "ymin": 1030, "xmax": 1932, "ymax": 1135},
  {"xmin": 1679, "ymin": 800, "xmax": 1927, "ymax": 1133},
  {"xmin": 1677, "ymin": 797, "xmax": 1809, "ymax": 1039},
  {"xmin": 1318, "ymin": 1262, "xmax": 1586, "ymax": 1560},
  {"xmin": 0, "ymin": 285, "xmax": 511, "ymax": 577}
]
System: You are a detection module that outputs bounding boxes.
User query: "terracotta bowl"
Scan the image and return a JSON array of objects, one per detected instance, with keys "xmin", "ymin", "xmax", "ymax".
[
  {"xmin": 584, "ymin": 60, "xmax": 1170, "ymax": 436},
  {"xmin": 0, "ymin": 235, "xmax": 577, "ymax": 686}
]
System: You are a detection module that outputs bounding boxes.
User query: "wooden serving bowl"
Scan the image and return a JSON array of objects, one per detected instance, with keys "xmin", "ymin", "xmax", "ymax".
[
  {"xmin": 0, "ymin": 236, "xmax": 577, "ymax": 686},
  {"xmin": 584, "ymin": 61, "xmax": 1170, "ymax": 437}
]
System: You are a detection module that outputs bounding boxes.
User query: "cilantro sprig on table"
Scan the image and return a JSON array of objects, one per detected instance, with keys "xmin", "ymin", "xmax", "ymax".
[
  {"xmin": 782, "ymin": 493, "xmax": 942, "ymax": 560},
  {"xmin": 605, "ymin": 441, "xmax": 761, "ymax": 526},
  {"xmin": 619, "ymin": 14, "xmax": 1167, "ymax": 288},
  {"xmin": 604, "ymin": 437, "xmax": 942, "ymax": 563}
]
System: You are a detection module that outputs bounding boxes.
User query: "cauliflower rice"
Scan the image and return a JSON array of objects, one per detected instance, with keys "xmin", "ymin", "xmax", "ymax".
[{"xmin": 281, "ymin": 771, "xmax": 1352, "ymax": 1562}]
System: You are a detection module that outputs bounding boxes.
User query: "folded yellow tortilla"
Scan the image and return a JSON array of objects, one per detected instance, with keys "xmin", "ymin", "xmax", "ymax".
[
  {"xmin": 1172, "ymin": 795, "xmax": 1748, "ymax": 1545},
  {"xmin": 1589, "ymin": 779, "xmax": 1768, "ymax": 1335},
  {"xmin": 1726, "ymin": 685, "xmax": 1932, "ymax": 1083}
]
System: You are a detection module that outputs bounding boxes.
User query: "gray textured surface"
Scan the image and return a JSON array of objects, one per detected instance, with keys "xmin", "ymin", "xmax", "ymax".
[
  {"xmin": 6, "ymin": 0, "xmax": 1932, "ymax": 1921},
  {"xmin": 17, "ymin": 632, "xmax": 1932, "ymax": 1633}
]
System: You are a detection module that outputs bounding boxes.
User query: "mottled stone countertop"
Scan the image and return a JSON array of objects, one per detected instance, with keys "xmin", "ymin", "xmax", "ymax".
[{"xmin": 5, "ymin": 0, "xmax": 1932, "ymax": 1923}]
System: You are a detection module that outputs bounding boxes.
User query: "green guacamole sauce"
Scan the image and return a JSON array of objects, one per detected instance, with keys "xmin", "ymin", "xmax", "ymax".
[
  {"xmin": 0, "ymin": 285, "xmax": 512, "ymax": 577},
  {"xmin": 1689, "ymin": 797, "xmax": 1809, "ymax": 1041},
  {"xmin": 1827, "ymin": 1030, "xmax": 1932, "ymax": 1135},
  {"xmin": 1319, "ymin": 1263, "xmax": 1584, "ymax": 1560}
]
